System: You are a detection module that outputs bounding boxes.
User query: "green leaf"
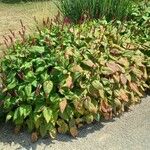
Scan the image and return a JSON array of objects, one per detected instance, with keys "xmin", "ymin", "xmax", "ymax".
[
  {"xmin": 29, "ymin": 46, "xmax": 45, "ymax": 54},
  {"xmin": 25, "ymin": 71, "xmax": 35, "ymax": 81},
  {"xmin": 31, "ymin": 80, "xmax": 38, "ymax": 87},
  {"xmin": 13, "ymin": 108, "xmax": 20, "ymax": 121},
  {"xmin": 34, "ymin": 114, "xmax": 41, "ymax": 129},
  {"xmin": 85, "ymin": 114, "xmax": 94, "ymax": 124},
  {"xmin": 36, "ymin": 67, "xmax": 45, "ymax": 73},
  {"xmin": 92, "ymin": 80, "xmax": 103, "ymax": 90},
  {"xmin": 26, "ymin": 118, "xmax": 34, "ymax": 132},
  {"xmin": 34, "ymin": 102, "xmax": 45, "ymax": 113},
  {"xmin": 40, "ymin": 124, "xmax": 47, "ymax": 137},
  {"xmin": 43, "ymin": 107, "xmax": 52, "ymax": 123},
  {"xmin": 6, "ymin": 111, "xmax": 14, "ymax": 122},
  {"xmin": 7, "ymin": 78, "xmax": 17, "ymax": 90},
  {"xmin": 25, "ymin": 84, "xmax": 32, "ymax": 97},
  {"xmin": 22, "ymin": 105, "xmax": 32, "ymax": 118},
  {"xmin": 43, "ymin": 80, "xmax": 53, "ymax": 98},
  {"xmin": 21, "ymin": 62, "xmax": 32, "ymax": 69}
]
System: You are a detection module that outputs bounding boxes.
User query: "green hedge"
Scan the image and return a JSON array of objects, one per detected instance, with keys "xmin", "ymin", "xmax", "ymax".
[{"xmin": 0, "ymin": 18, "xmax": 149, "ymax": 141}]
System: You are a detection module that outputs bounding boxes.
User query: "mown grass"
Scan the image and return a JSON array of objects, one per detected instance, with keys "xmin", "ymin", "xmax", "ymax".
[{"xmin": 0, "ymin": 0, "xmax": 57, "ymax": 57}]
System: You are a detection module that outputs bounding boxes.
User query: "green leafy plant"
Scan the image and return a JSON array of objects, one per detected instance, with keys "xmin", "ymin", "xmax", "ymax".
[
  {"xmin": 131, "ymin": 1, "xmax": 150, "ymax": 56},
  {"xmin": 56, "ymin": 0, "xmax": 133, "ymax": 23},
  {"xmin": 0, "ymin": 18, "xmax": 149, "ymax": 141},
  {"xmin": 114, "ymin": 1, "xmax": 150, "ymax": 79},
  {"xmin": 56, "ymin": 0, "xmax": 85, "ymax": 23}
]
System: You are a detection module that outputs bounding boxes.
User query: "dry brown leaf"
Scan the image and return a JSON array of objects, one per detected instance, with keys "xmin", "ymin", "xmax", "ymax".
[
  {"xmin": 58, "ymin": 127, "xmax": 62, "ymax": 133},
  {"xmin": 100, "ymin": 100, "xmax": 113, "ymax": 120},
  {"xmin": 100, "ymin": 100, "xmax": 112, "ymax": 114},
  {"xmin": 120, "ymin": 74, "xmax": 127, "ymax": 85},
  {"xmin": 31, "ymin": 132, "xmax": 38, "ymax": 143},
  {"xmin": 118, "ymin": 89, "xmax": 128, "ymax": 102},
  {"xmin": 78, "ymin": 123, "xmax": 84, "ymax": 128},
  {"xmin": 83, "ymin": 59, "xmax": 96, "ymax": 67},
  {"xmin": 103, "ymin": 112, "xmax": 112, "ymax": 120},
  {"xmin": 65, "ymin": 48, "xmax": 73, "ymax": 59},
  {"xmin": 14, "ymin": 126, "xmax": 21, "ymax": 134},
  {"xmin": 106, "ymin": 62, "xmax": 121, "ymax": 73},
  {"xmin": 110, "ymin": 48, "xmax": 121, "ymax": 55},
  {"xmin": 66, "ymin": 75, "xmax": 73, "ymax": 89},
  {"xmin": 129, "ymin": 82, "xmax": 143, "ymax": 97},
  {"xmin": 70, "ymin": 127, "xmax": 78, "ymax": 137},
  {"xmin": 126, "ymin": 43, "xmax": 137, "ymax": 50},
  {"xmin": 118, "ymin": 57, "xmax": 129, "ymax": 68},
  {"xmin": 71, "ymin": 65, "xmax": 83, "ymax": 72},
  {"xmin": 35, "ymin": 84, "xmax": 42, "ymax": 96},
  {"xmin": 75, "ymin": 118, "xmax": 83, "ymax": 124},
  {"xmin": 73, "ymin": 100, "xmax": 85, "ymax": 114},
  {"xmin": 59, "ymin": 98, "xmax": 67, "ymax": 113}
]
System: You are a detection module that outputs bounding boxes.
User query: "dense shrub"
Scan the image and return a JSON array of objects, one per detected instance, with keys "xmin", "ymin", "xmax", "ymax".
[
  {"xmin": 117, "ymin": 1, "xmax": 150, "ymax": 85},
  {"xmin": 57, "ymin": 0, "xmax": 133, "ymax": 23},
  {"xmin": 0, "ymin": 19, "xmax": 149, "ymax": 140},
  {"xmin": 131, "ymin": 1, "xmax": 150, "ymax": 57}
]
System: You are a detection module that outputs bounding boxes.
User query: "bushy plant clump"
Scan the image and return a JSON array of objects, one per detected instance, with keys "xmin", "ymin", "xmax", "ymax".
[
  {"xmin": 116, "ymin": 1, "xmax": 150, "ymax": 56},
  {"xmin": 131, "ymin": 1, "xmax": 150, "ymax": 56},
  {"xmin": 57, "ymin": 0, "xmax": 133, "ymax": 23},
  {"xmin": 0, "ymin": 19, "xmax": 149, "ymax": 140}
]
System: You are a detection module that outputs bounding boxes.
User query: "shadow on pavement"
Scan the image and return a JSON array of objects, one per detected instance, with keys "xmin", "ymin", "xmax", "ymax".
[{"xmin": 0, "ymin": 118, "xmax": 115, "ymax": 150}]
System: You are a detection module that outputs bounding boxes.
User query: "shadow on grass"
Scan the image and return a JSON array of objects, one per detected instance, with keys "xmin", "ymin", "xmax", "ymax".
[{"xmin": 0, "ymin": 118, "xmax": 115, "ymax": 150}]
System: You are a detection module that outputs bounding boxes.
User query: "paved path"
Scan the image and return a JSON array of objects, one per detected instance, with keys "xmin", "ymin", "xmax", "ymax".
[{"xmin": 0, "ymin": 95, "xmax": 150, "ymax": 150}]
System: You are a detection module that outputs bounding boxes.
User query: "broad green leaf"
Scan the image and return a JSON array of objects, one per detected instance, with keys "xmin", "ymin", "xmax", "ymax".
[
  {"xmin": 25, "ymin": 84, "xmax": 32, "ymax": 97},
  {"xmin": 29, "ymin": 46, "xmax": 45, "ymax": 54},
  {"xmin": 34, "ymin": 114, "xmax": 41, "ymax": 129},
  {"xmin": 43, "ymin": 107, "xmax": 52, "ymax": 123},
  {"xmin": 92, "ymin": 80, "xmax": 103, "ymax": 90},
  {"xmin": 36, "ymin": 67, "xmax": 45, "ymax": 73},
  {"xmin": 7, "ymin": 78, "xmax": 17, "ymax": 90},
  {"xmin": 21, "ymin": 62, "xmax": 32, "ymax": 69},
  {"xmin": 43, "ymin": 80, "xmax": 53, "ymax": 98},
  {"xmin": 22, "ymin": 105, "xmax": 32, "ymax": 118},
  {"xmin": 25, "ymin": 71, "xmax": 35, "ymax": 81}
]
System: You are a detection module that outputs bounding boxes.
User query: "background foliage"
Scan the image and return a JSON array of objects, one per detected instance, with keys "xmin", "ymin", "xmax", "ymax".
[{"xmin": 57, "ymin": 0, "xmax": 133, "ymax": 23}]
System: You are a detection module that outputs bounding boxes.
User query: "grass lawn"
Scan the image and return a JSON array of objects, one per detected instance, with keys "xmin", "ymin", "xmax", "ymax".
[{"xmin": 0, "ymin": 0, "xmax": 57, "ymax": 57}]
